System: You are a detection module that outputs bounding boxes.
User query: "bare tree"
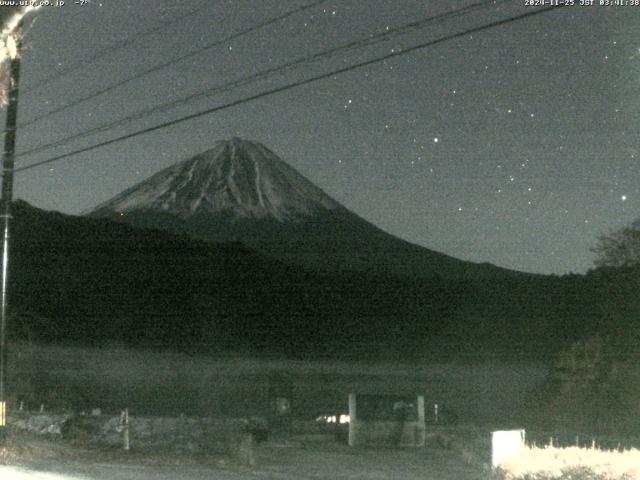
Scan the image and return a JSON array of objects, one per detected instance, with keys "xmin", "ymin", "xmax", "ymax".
[
  {"xmin": 592, "ymin": 227, "xmax": 640, "ymax": 268},
  {"xmin": 0, "ymin": 6, "xmax": 39, "ymax": 105},
  {"xmin": 0, "ymin": 8, "xmax": 23, "ymax": 28}
]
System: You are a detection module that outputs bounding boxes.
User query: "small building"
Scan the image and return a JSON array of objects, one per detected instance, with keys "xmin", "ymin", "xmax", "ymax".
[{"xmin": 348, "ymin": 393, "xmax": 426, "ymax": 447}]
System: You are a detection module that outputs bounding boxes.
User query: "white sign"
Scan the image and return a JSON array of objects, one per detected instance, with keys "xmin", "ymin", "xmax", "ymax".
[{"xmin": 492, "ymin": 429, "xmax": 525, "ymax": 468}]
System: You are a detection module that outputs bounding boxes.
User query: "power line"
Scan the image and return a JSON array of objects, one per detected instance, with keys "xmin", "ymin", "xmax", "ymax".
[
  {"xmin": 17, "ymin": 0, "xmax": 503, "ymax": 159},
  {"xmin": 17, "ymin": 0, "xmax": 330, "ymax": 129},
  {"xmin": 14, "ymin": 5, "xmax": 561, "ymax": 175},
  {"xmin": 24, "ymin": 0, "xmax": 214, "ymax": 94}
]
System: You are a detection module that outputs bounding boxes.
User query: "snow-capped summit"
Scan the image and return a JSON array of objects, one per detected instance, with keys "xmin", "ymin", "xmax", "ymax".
[{"xmin": 90, "ymin": 138, "xmax": 341, "ymax": 222}]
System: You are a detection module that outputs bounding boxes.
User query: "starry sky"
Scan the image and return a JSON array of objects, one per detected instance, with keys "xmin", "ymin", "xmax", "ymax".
[{"xmin": 3, "ymin": 0, "xmax": 639, "ymax": 275}]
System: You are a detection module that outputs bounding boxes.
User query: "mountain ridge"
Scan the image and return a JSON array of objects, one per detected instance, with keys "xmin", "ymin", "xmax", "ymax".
[
  {"xmin": 87, "ymin": 138, "xmax": 531, "ymax": 280},
  {"xmin": 7, "ymin": 199, "xmax": 586, "ymax": 359}
]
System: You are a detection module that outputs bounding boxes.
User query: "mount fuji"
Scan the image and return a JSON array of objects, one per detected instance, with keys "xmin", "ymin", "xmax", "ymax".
[{"xmin": 87, "ymin": 138, "xmax": 523, "ymax": 280}]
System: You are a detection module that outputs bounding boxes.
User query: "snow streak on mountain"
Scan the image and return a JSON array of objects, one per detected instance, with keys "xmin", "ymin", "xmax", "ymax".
[{"xmin": 90, "ymin": 138, "xmax": 342, "ymax": 222}]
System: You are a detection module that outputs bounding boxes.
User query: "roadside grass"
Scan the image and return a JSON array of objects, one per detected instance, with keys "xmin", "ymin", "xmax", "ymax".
[
  {"xmin": 425, "ymin": 424, "xmax": 491, "ymax": 468},
  {"xmin": 494, "ymin": 444, "xmax": 640, "ymax": 480},
  {"xmin": 0, "ymin": 427, "xmax": 229, "ymax": 468}
]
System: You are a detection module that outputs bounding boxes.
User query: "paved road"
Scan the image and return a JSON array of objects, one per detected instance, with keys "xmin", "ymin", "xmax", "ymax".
[
  {"xmin": 1, "ymin": 465, "xmax": 71, "ymax": 480},
  {"xmin": 1, "ymin": 463, "xmax": 244, "ymax": 480}
]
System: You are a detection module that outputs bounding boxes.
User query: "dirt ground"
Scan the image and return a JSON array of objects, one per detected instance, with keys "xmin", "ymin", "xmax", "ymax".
[{"xmin": 2, "ymin": 428, "xmax": 490, "ymax": 480}]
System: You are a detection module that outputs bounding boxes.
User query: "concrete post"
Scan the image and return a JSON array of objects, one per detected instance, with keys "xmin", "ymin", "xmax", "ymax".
[
  {"xmin": 348, "ymin": 393, "xmax": 357, "ymax": 447},
  {"xmin": 122, "ymin": 408, "xmax": 130, "ymax": 451},
  {"xmin": 416, "ymin": 395, "xmax": 425, "ymax": 446}
]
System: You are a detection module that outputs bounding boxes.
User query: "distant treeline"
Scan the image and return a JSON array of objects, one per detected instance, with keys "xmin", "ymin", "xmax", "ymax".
[{"xmin": 6, "ymin": 201, "xmax": 640, "ymax": 362}]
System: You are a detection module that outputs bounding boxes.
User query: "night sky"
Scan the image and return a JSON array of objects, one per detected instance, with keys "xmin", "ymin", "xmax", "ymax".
[{"xmin": 4, "ymin": 0, "xmax": 639, "ymax": 275}]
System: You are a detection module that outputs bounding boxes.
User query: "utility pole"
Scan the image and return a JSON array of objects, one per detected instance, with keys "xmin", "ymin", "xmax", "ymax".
[{"xmin": 0, "ymin": 20, "xmax": 23, "ymax": 443}]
